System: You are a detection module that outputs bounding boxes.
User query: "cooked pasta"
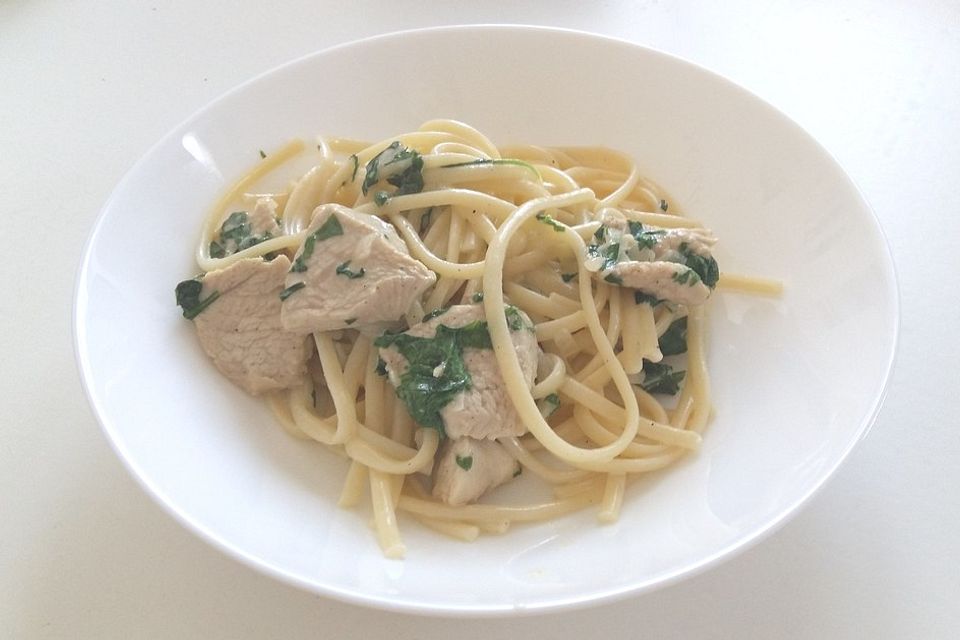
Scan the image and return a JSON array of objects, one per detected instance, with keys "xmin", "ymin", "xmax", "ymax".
[{"xmin": 174, "ymin": 119, "xmax": 780, "ymax": 558}]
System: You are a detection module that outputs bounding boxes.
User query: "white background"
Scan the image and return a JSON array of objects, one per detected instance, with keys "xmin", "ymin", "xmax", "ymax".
[{"xmin": 2, "ymin": 1, "xmax": 957, "ymax": 637}]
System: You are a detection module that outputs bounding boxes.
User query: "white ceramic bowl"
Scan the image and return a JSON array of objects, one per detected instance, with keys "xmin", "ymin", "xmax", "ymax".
[{"xmin": 74, "ymin": 26, "xmax": 898, "ymax": 615}]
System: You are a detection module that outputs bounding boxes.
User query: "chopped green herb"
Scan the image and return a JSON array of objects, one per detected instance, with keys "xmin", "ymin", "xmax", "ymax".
[
  {"xmin": 335, "ymin": 261, "xmax": 365, "ymax": 279},
  {"xmin": 672, "ymin": 268, "xmax": 701, "ymax": 286},
  {"xmin": 314, "ymin": 213, "xmax": 344, "ymax": 241},
  {"xmin": 659, "ymin": 199, "xmax": 669, "ymax": 212},
  {"xmin": 290, "ymin": 236, "xmax": 315, "ymax": 273},
  {"xmin": 439, "ymin": 158, "xmax": 540, "ymax": 180},
  {"xmin": 535, "ymin": 212, "xmax": 565, "ymax": 232},
  {"xmin": 604, "ymin": 273, "xmax": 624, "ymax": 286},
  {"xmin": 290, "ymin": 214, "xmax": 344, "ymax": 273},
  {"xmin": 601, "ymin": 242, "xmax": 620, "ymax": 270},
  {"xmin": 374, "ymin": 321, "xmax": 494, "ymax": 433},
  {"xmin": 471, "ymin": 291, "xmax": 484, "ymax": 303},
  {"xmin": 345, "ymin": 318, "xmax": 357, "ymax": 326},
  {"xmin": 540, "ymin": 393, "xmax": 561, "ymax": 417},
  {"xmin": 219, "ymin": 211, "xmax": 249, "ymax": 242},
  {"xmin": 375, "ymin": 357, "xmax": 388, "ymax": 377},
  {"xmin": 505, "ymin": 305, "xmax": 532, "ymax": 332},
  {"xmin": 175, "ymin": 278, "xmax": 220, "ymax": 320},
  {"xmin": 627, "ymin": 220, "xmax": 666, "ymax": 250},
  {"xmin": 279, "ymin": 281, "xmax": 306, "ymax": 300},
  {"xmin": 640, "ymin": 360, "xmax": 685, "ymax": 395},
  {"xmin": 362, "ymin": 142, "xmax": 396, "ymax": 194},
  {"xmin": 237, "ymin": 234, "xmax": 270, "ymax": 251},
  {"xmin": 561, "ymin": 272, "xmax": 577, "ymax": 283},
  {"xmin": 362, "ymin": 141, "xmax": 425, "ymax": 197},
  {"xmin": 593, "ymin": 225, "xmax": 607, "ymax": 242},
  {"xmin": 423, "ymin": 306, "xmax": 449, "ymax": 322},
  {"xmin": 458, "ymin": 320, "xmax": 496, "ymax": 350},
  {"xmin": 174, "ymin": 279, "xmax": 199, "ymax": 304},
  {"xmin": 658, "ymin": 317, "xmax": 688, "ymax": 356},
  {"xmin": 513, "ymin": 466, "xmax": 523, "ymax": 478},
  {"xmin": 634, "ymin": 291, "xmax": 662, "ymax": 306},
  {"xmin": 386, "ymin": 155, "xmax": 424, "ymax": 195},
  {"xmin": 678, "ymin": 242, "xmax": 719, "ymax": 288},
  {"xmin": 209, "ymin": 240, "xmax": 225, "ymax": 259},
  {"xmin": 455, "ymin": 455, "xmax": 473, "ymax": 471},
  {"xmin": 349, "ymin": 154, "xmax": 359, "ymax": 182},
  {"xmin": 373, "ymin": 191, "xmax": 389, "ymax": 206},
  {"xmin": 259, "ymin": 149, "xmax": 266, "ymax": 159},
  {"xmin": 419, "ymin": 207, "xmax": 434, "ymax": 234}
]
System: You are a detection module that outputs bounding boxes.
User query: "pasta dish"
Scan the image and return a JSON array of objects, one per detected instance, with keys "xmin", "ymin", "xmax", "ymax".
[{"xmin": 174, "ymin": 119, "xmax": 779, "ymax": 558}]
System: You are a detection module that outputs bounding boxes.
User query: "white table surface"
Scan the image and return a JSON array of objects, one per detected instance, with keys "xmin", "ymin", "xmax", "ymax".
[{"xmin": 2, "ymin": 1, "xmax": 958, "ymax": 637}]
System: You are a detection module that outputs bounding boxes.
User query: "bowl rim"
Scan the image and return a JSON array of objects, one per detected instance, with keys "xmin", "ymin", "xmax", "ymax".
[{"xmin": 73, "ymin": 23, "xmax": 900, "ymax": 617}]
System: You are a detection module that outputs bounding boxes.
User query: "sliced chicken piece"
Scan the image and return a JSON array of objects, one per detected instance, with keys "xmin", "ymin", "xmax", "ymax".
[
  {"xmin": 189, "ymin": 256, "xmax": 310, "ymax": 394},
  {"xmin": 280, "ymin": 204, "xmax": 436, "ymax": 333},
  {"xmin": 432, "ymin": 437, "xmax": 520, "ymax": 506},
  {"xmin": 378, "ymin": 304, "xmax": 540, "ymax": 440},
  {"xmin": 607, "ymin": 261, "xmax": 712, "ymax": 306},
  {"xmin": 592, "ymin": 208, "xmax": 719, "ymax": 306}
]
